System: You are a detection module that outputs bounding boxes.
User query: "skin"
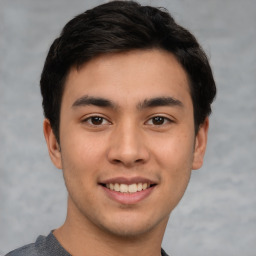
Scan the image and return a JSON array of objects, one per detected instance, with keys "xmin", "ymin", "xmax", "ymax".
[{"xmin": 44, "ymin": 49, "xmax": 209, "ymax": 256}]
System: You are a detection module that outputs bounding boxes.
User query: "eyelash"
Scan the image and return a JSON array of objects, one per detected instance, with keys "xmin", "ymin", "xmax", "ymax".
[
  {"xmin": 82, "ymin": 115, "xmax": 173, "ymax": 127},
  {"xmin": 145, "ymin": 116, "xmax": 173, "ymax": 126},
  {"xmin": 82, "ymin": 116, "xmax": 111, "ymax": 126}
]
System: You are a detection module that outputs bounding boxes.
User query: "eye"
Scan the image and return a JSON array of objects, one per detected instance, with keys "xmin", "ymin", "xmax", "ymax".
[
  {"xmin": 146, "ymin": 116, "xmax": 172, "ymax": 126},
  {"xmin": 82, "ymin": 116, "xmax": 110, "ymax": 126}
]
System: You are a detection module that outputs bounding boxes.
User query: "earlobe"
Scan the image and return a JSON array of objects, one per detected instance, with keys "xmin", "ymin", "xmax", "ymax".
[
  {"xmin": 192, "ymin": 118, "xmax": 209, "ymax": 170},
  {"xmin": 43, "ymin": 119, "xmax": 62, "ymax": 169}
]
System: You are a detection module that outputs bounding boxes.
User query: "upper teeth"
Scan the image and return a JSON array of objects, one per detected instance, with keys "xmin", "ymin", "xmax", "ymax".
[{"xmin": 106, "ymin": 183, "xmax": 149, "ymax": 193}]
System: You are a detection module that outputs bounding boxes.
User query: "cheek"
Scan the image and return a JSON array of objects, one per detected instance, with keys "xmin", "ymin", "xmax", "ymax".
[
  {"xmin": 62, "ymin": 128, "xmax": 105, "ymax": 162},
  {"xmin": 154, "ymin": 132, "xmax": 195, "ymax": 170},
  {"xmin": 154, "ymin": 133, "xmax": 195, "ymax": 199},
  {"xmin": 60, "ymin": 139, "xmax": 102, "ymax": 201},
  {"xmin": 59, "ymin": 131, "xmax": 106, "ymax": 186}
]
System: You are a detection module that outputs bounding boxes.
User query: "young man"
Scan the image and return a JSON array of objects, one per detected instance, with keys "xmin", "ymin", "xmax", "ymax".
[{"xmin": 6, "ymin": 1, "xmax": 216, "ymax": 255}]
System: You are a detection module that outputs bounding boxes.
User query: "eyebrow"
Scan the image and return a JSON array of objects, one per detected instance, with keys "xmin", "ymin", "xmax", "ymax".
[
  {"xmin": 137, "ymin": 97, "xmax": 183, "ymax": 110},
  {"xmin": 72, "ymin": 96, "xmax": 116, "ymax": 108},
  {"xmin": 72, "ymin": 95, "xmax": 183, "ymax": 110}
]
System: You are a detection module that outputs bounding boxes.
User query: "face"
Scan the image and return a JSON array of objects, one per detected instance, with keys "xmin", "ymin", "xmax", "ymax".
[{"xmin": 44, "ymin": 49, "xmax": 208, "ymax": 238}]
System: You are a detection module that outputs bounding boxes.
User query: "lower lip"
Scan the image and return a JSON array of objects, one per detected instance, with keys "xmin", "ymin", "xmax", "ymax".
[{"xmin": 100, "ymin": 185, "xmax": 155, "ymax": 205}]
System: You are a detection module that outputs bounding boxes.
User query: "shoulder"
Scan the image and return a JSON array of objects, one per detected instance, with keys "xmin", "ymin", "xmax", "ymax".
[
  {"xmin": 161, "ymin": 248, "xmax": 170, "ymax": 256},
  {"xmin": 5, "ymin": 232, "xmax": 70, "ymax": 256},
  {"xmin": 5, "ymin": 235, "xmax": 47, "ymax": 256},
  {"xmin": 5, "ymin": 243, "xmax": 38, "ymax": 256}
]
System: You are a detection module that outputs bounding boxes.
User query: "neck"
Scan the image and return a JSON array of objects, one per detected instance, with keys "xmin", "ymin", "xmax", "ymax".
[{"xmin": 54, "ymin": 198, "xmax": 168, "ymax": 256}]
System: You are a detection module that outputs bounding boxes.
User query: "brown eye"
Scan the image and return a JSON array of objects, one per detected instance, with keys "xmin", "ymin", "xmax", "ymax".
[
  {"xmin": 152, "ymin": 116, "xmax": 165, "ymax": 125},
  {"xmin": 90, "ymin": 116, "xmax": 104, "ymax": 125},
  {"xmin": 83, "ymin": 116, "xmax": 110, "ymax": 126},
  {"xmin": 146, "ymin": 116, "xmax": 172, "ymax": 126}
]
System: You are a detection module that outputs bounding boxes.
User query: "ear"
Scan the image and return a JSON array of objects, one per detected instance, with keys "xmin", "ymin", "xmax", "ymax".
[
  {"xmin": 192, "ymin": 118, "xmax": 209, "ymax": 170},
  {"xmin": 43, "ymin": 119, "xmax": 62, "ymax": 169}
]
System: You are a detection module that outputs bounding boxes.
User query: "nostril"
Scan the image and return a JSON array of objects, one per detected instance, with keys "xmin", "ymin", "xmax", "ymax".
[
  {"xmin": 113, "ymin": 159, "xmax": 121, "ymax": 164},
  {"xmin": 111, "ymin": 158, "xmax": 144, "ymax": 166}
]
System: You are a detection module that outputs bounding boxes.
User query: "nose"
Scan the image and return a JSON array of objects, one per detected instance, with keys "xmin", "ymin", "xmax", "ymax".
[{"xmin": 107, "ymin": 122, "xmax": 150, "ymax": 167}]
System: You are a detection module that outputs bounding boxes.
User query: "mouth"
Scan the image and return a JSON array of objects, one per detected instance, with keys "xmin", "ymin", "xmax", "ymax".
[
  {"xmin": 99, "ymin": 178, "xmax": 157, "ymax": 204},
  {"xmin": 100, "ymin": 182, "xmax": 156, "ymax": 193}
]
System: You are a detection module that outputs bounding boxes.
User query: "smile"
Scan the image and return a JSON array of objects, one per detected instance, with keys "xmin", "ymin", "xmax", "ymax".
[
  {"xmin": 99, "ymin": 178, "xmax": 157, "ymax": 204},
  {"xmin": 105, "ymin": 183, "xmax": 150, "ymax": 193}
]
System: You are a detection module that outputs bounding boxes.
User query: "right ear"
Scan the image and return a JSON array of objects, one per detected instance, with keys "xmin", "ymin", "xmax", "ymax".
[{"xmin": 43, "ymin": 119, "xmax": 62, "ymax": 169}]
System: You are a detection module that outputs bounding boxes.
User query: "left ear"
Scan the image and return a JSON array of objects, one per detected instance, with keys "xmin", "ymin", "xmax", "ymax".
[
  {"xmin": 192, "ymin": 118, "xmax": 209, "ymax": 170},
  {"xmin": 43, "ymin": 119, "xmax": 62, "ymax": 170}
]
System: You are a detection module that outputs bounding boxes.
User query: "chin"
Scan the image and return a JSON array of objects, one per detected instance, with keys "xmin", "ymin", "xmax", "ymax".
[
  {"xmin": 103, "ymin": 224, "xmax": 153, "ymax": 238},
  {"xmin": 98, "ymin": 212, "xmax": 168, "ymax": 238}
]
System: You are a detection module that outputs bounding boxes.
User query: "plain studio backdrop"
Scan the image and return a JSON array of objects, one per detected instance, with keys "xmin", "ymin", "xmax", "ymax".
[{"xmin": 0, "ymin": 0, "xmax": 255, "ymax": 255}]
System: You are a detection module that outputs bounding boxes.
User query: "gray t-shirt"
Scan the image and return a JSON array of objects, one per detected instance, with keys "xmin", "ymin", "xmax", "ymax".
[{"xmin": 6, "ymin": 232, "xmax": 169, "ymax": 256}]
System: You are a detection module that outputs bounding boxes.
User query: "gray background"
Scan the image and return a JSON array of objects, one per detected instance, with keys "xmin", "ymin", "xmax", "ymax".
[{"xmin": 0, "ymin": 0, "xmax": 255, "ymax": 255}]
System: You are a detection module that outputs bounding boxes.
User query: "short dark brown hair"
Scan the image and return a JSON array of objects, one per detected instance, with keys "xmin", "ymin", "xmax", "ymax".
[{"xmin": 40, "ymin": 0, "xmax": 216, "ymax": 143}]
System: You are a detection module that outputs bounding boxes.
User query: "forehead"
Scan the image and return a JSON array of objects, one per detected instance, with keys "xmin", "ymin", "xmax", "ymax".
[{"xmin": 62, "ymin": 49, "xmax": 191, "ymax": 108}]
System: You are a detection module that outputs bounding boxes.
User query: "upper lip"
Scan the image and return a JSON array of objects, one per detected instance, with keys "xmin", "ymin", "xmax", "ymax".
[{"xmin": 99, "ymin": 176, "xmax": 158, "ymax": 185}]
